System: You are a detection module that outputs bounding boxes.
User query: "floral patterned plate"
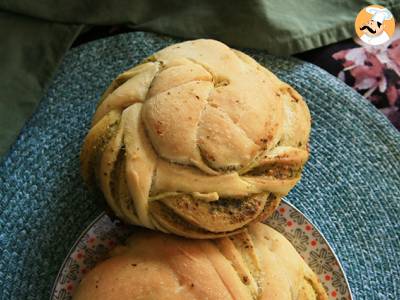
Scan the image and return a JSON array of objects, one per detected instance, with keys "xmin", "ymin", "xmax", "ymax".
[{"xmin": 51, "ymin": 200, "xmax": 353, "ymax": 300}]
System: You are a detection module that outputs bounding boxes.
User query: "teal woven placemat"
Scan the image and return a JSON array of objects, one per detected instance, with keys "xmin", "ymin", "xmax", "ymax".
[{"xmin": 0, "ymin": 32, "xmax": 399, "ymax": 300}]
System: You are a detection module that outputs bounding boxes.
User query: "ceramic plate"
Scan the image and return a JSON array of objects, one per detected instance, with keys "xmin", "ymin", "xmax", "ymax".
[{"xmin": 51, "ymin": 200, "xmax": 352, "ymax": 300}]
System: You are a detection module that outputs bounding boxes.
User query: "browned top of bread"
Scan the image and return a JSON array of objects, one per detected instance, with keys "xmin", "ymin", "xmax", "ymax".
[
  {"xmin": 73, "ymin": 223, "xmax": 327, "ymax": 300},
  {"xmin": 80, "ymin": 39, "xmax": 311, "ymax": 237}
]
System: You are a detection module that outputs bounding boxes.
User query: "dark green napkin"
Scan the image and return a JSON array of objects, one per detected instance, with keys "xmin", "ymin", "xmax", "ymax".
[{"xmin": 1, "ymin": 0, "xmax": 399, "ymax": 156}]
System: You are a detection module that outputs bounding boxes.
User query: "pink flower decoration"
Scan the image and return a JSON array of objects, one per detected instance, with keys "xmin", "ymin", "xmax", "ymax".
[{"xmin": 332, "ymin": 34, "xmax": 400, "ymax": 125}]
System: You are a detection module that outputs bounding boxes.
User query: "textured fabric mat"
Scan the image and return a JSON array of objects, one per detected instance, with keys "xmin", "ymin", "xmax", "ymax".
[{"xmin": 0, "ymin": 32, "xmax": 399, "ymax": 300}]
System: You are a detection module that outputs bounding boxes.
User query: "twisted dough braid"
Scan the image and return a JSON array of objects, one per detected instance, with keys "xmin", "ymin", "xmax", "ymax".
[
  {"xmin": 73, "ymin": 223, "xmax": 328, "ymax": 300},
  {"xmin": 81, "ymin": 40, "xmax": 311, "ymax": 238}
]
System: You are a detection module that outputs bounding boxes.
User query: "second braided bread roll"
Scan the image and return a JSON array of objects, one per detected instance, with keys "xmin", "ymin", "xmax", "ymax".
[{"xmin": 73, "ymin": 223, "xmax": 327, "ymax": 300}]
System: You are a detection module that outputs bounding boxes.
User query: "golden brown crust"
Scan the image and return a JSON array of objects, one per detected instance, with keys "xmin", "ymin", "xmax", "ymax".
[
  {"xmin": 81, "ymin": 39, "xmax": 311, "ymax": 237},
  {"xmin": 73, "ymin": 223, "xmax": 328, "ymax": 300}
]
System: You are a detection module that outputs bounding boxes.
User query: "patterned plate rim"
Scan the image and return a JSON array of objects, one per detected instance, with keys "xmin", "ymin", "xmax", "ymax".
[
  {"xmin": 51, "ymin": 212, "xmax": 105, "ymax": 299},
  {"xmin": 287, "ymin": 201, "xmax": 353, "ymax": 300},
  {"xmin": 50, "ymin": 199, "xmax": 353, "ymax": 299}
]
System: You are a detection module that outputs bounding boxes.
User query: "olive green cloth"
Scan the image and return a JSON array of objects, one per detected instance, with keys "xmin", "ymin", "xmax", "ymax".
[{"xmin": 0, "ymin": 0, "xmax": 399, "ymax": 157}]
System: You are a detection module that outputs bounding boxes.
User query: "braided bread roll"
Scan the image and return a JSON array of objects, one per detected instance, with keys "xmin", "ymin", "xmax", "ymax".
[
  {"xmin": 81, "ymin": 39, "xmax": 311, "ymax": 238},
  {"xmin": 73, "ymin": 223, "xmax": 327, "ymax": 300}
]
